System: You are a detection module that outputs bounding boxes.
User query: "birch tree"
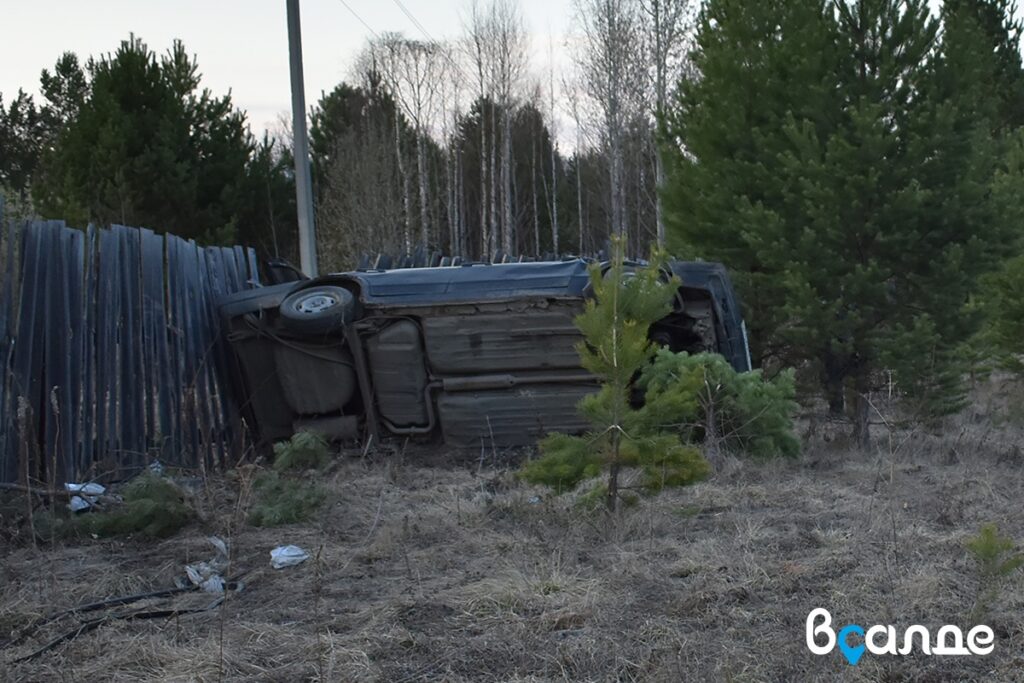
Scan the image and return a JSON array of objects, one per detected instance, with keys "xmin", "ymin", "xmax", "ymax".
[
  {"xmin": 354, "ymin": 46, "xmax": 412, "ymax": 251},
  {"xmin": 464, "ymin": 0, "xmax": 527, "ymax": 256},
  {"xmin": 371, "ymin": 33, "xmax": 448, "ymax": 250},
  {"xmin": 639, "ymin": 0, "xmax": 693, "ymax": 245},
  {"xmin": 572, "ymin": 0, "xmax": 648, "ymax": 241},
  {"xmin": 565, "ymin": 71, "xmax": 587, "ymax": 253},
  {"xmin": 547, "ymin": 34, "xmax": 560, "ymax": 254},
  {"xmin": 465, "ymin": 0, "xmax": 496, "ymax": 257},
  {"xmin": 312, "ymin": 74, "xmax": 410, "ymax": 268},
  {"xmin": 491, "ymin": 0, "xmax": 528, "ymax": 254},
  {"xmin": 437, "ymin": 45, "xmax": 465, "ymax": 255}
]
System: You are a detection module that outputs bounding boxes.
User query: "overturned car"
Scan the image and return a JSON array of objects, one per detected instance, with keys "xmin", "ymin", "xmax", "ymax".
[{"xmin": 219, "ymin": 259, "xmax": 751, "ymax": 450}]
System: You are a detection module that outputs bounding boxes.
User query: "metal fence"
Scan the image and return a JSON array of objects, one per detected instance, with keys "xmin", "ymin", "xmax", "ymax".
[{"xmin": 0, "ymin": 211, "xmax": 259, "ymax": 485}]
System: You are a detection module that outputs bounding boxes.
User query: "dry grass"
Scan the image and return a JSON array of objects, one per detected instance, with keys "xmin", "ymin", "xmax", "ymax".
[{"xmin": 3, "ymin": 379, "xmax": 1024, "ymax": 681}]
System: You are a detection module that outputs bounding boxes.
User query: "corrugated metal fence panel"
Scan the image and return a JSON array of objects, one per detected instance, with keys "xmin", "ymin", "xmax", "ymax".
[
  {"xmin": 203, "ymin": 247, "xmax": 240, "ymax": 467},
  {"xmin": 79, "ymin": 226, "xmax": 99, "ymax": 478},
  {"xmin": 0, "ymin": 214, "xmax": 8, "ymax": 483},
  {"xmin": 96, "ymin": 227, "xmax": 120, "ymax": 472},
  {"xmin": 200, "ymin": 248, "xmax": 222, "ymax": 462},
  {"xmin": 115, "ymin": 225, "xmax": 145, "ymax": 472},
  {"xmin": 141, "ymin": 228, "xmax": 173, "ymax": 462},
  {"xmin": 192, "ymin": 241, "xmax": 212, "ymax": 465},
  {"xmin": 0, "ymin": 215, "xmax": 18, "ymax": 484},
  {"xmin": 178, "ymin": 238, "xmax": 203, "ymax": 466},
  {"xmin": 0, "ymin": 220, "xmax": 258, "ymax": 484},
  {"xmin": 43, "ymin": 223, "xmax": 81, "ymax": 482},
  {"xmin": 11, "ymin": 222, "xmax": 49, "ymax": 481},
  {"xmin": 165, "ymin": 234, "xmax": 185, "ymax": 463}
]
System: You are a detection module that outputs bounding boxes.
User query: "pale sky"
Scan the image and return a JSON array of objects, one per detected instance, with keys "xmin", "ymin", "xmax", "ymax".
[
  {"xmin": 0, "ymin": 0, "xmax": 574, "ymax": 134},
  {"xmin": 1, "ymin": 0, "xmax": 1018, "ymax": 140}
]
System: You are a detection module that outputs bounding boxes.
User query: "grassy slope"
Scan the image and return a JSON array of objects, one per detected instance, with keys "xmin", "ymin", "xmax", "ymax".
[{"xmin": 3, "ymin": 393, "xmax": 1024, "ymax": 681}]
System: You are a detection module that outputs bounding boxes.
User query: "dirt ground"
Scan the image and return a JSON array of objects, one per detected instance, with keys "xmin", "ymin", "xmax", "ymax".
[{"xmin": 4, "ymin": 389, "xmax": 1024, "ymax": 681}]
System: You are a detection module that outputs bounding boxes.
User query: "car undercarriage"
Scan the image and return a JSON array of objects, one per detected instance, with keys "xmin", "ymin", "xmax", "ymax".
[{"xmin": 219, "ymin": 259, "xmax": 751, "ymax": 450}]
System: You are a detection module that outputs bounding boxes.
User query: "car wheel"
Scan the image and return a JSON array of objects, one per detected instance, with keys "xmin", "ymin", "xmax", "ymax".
[{"xmin": 279, "ymin": 286, "xmax": 356, "ymax": 334}]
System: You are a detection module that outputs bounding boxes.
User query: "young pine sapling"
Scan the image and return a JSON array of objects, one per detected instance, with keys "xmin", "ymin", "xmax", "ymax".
[{"xmin": 520, "ymin": 241, "xmax": 709, "ymax": 511}]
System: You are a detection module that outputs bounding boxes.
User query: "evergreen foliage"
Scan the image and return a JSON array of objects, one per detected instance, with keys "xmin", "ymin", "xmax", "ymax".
[
  {"xmin": 966, "ymin": 523, "xmax": 1024, "ymax": 622},
  {"xmin": 978, "ymin": 243, "xmax": 1024, "ymax": 373},
  {"xmin": 520, "ymin": 241, "xmax": 709, "ymax": 510},
  {"xmin": 34, "ymin": 473, "xmax": 194, "ymax": 541},
  {"xmin": 0, "ymin": 37, "xmax": 298, "ymax": 258},
  {"xmin": 272, "ymin": 430, "xmax": 330, "ymax": 471},
  {"xmin": 663, "ymin": 0, "xmax": 1024, "ymax": 444},
  {"xmin": 638, "ymin": 351, "xmax": 800, "ymax": 459},
  {"xmin": 82, "ymin": 473, "xmax": 195, "ymax": 538},
  {"xmin": 5, "ymin": 9, "xmax": 1024, "ymax": 440},
  {"xmin": 310, "ymin": 78, "xmax": 434, "ymax": 266},
  {"xmin": 0, "ymin": 90, "xmax": 44, "ymax": 200},
  {"xmin": 248, "ymin": 471, "xmax": 326, "ymax": 527}
]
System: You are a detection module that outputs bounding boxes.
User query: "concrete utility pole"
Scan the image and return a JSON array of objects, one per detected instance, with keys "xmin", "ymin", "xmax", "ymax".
[{"xmin": 287, "ymin": 0, "xmax": 318, "ymax": 277}]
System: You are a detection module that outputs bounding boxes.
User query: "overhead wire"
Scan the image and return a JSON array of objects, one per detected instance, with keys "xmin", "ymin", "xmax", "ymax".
[
  {"xmin": 389, "ymin": 0, "xmax": 475, "ymax": 89},
  {"xmin": 334, "ymin": 0, "xmax": 473, "ymax": 91},
  {"xmin": 392, "ymin": 0, "xmax": 438, "ymax": 43},
  {"xmin": 335, "ymin": 0, "xmax": 382, "ymax": 40}
]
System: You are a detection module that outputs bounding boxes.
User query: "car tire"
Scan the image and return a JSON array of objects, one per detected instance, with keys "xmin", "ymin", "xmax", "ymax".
[{"xmin": 279, "ymin": 285, "xmax": 356, "ymax": 334}]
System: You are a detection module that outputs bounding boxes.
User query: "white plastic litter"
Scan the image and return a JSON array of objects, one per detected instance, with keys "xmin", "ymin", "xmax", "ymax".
[
  {"xmin": 184, "ymin": 536, "xmax": 231, "ymax": 593},
  {"xmin": 65, "ymin": 482, "xmax": 106, "ymax": 496},
  {"xmin": 64, "ymin": 482, "xmax": 106, "ymax": 511},
  {"xmin": 200, "ymin": 575, "xmax": 226, "ymax": 593},
  {"xmin": 270, "ymin": 545, "xmax": 310, "ymax": 569},
  {"xmin": 207, "ymin": 536, "xmax": 229, "ymax": 559}
]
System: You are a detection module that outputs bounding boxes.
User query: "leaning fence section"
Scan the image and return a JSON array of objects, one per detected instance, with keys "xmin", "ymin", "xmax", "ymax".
[{"xmin": 0, "ymin": 214, "xmax": 259, "ymax": 485}]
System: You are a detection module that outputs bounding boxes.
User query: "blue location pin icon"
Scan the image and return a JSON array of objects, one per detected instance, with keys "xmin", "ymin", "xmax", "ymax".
[{"xmin": 837, "ymin": 625, "xmax": 866, "ymax": 665}]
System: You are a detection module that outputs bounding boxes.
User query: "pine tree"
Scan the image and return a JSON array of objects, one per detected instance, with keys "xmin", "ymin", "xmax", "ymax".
[
  {"xmin": 0, "ymin": 90, "xmax": 44, "ymax": 200},
  {"xmin": 941, "ymin": 0, "xmax": 1024, "ymax": 136},
  {"xmin": 664, "ymin": 0, "xmax": 1021, "ymax": 445},
  {"xmin": 976, "ymin": 134, "xmax": 1024, "ymax": 372},
  {"xmin": 638, "ymin": 350, "xmax": 800, "ymax": 462},
  {"xmin": 31, "ymin": 37, "xmax": 292, "ymax": 251},
  {"xmin": 520, "ymin": 240, "xmax": 709, "ymax": 511},
  {"xmin": 663, "ymin": 0, "xmax": 841, "ymax": 381}
]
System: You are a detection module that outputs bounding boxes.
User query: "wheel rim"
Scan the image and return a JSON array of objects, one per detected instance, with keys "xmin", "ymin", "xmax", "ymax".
[{"xmin": 296, "ymin": 292, "xmax": 337, "ymax": 314}]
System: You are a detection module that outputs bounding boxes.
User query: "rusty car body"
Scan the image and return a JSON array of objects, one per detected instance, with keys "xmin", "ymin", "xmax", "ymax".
[{"xmin": 219, "ymin": 259, "xmax": 751, "ymax": 449}]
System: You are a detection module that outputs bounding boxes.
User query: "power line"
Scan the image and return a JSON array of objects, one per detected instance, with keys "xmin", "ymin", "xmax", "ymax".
[
  {"xmin": 392, "ymin": 0, "xmax": 439, "ymax": 44},
  {"xmin": 389, "ymin": 0, "xmax": 474, "ymax": 89},
  {"xmin": 336, "ymin": 0, "xmax": 474, "ymax": 104},
  {"xmin": 337, "ymin": 0, "xmax": 460, "ymax": 78},
  {"xmin": 336, "ymin": 0, "xmax": 382, "ymax": 40}
]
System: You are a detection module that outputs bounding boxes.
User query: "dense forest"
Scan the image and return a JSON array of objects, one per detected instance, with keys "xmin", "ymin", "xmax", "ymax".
[
  {"xmin": 3, "ymin": 0, "xmax": 1024, "ymax": 439},
  {"xmin": 0, "ymin": 0, "xmax": 688, "ymax": 266}
]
